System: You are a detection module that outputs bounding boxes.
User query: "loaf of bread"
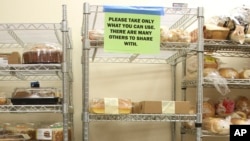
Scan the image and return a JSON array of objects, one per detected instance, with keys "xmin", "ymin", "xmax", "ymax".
[
  {"xmin": 219, "ymin": 68, "xmax": 239, "ymax": 79},
  {"xmin": 160, "ymin": 27, "xmax": 191, "ymax": 43},
  {"xmin": 203, "ymin": 101, "xmax": 215, "ymax": 119},
  {"xmin": 235, "ymin": 96, "xmax": 250, "ymax": 114},
  {"xmin": 239, "ymin": 69, "xmax": 250, "ymax": 79},
  {"xmin": 203, "ymin": 117, "xmax": 231, "ymax": 134},
  {"xmin": 190, "ymin": 24, "xmax": 230, "ymax": 42},
  {"xmin": 89, "ymin": 98, "xmax": 132, "ymax": 114}
]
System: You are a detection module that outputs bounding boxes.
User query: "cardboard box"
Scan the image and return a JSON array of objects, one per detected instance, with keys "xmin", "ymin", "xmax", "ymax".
[
  {"xmin": 0, "ymin": 52, "xmax": 21, "ymax": 64},
  {"xmin": 162, "ymin": 101, "xmax": 190, "ymax": 114},
  {"xmin": 138, "ymin": 101, "xmax": 162, "ymax": 114},
  {"xmin": 136, "ymin": 101, "xmax": 190, "ymax": 114}
]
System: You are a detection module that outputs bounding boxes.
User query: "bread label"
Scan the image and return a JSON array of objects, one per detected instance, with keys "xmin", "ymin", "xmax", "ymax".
[
  {"xmin": 104, "ymin": 98, "xmax": 119, "ymax": 114},
  {"xmin": 36, "ymin": 128, "xmax": 52, "ymax": 140},
  {"xmin": 162, "ymin": 101, "xmax": 175, "ymax": 114}
]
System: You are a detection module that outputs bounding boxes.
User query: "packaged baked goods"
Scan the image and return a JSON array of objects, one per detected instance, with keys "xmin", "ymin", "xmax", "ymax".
[
  {"xmin": 215, "ymin": 97, "xmax": 235, "ymax": 117},
  {"xmin": 202, "ymin": 116, "xmax": 231, "ymax": 135},
  {"xmin": 229, "ymin": 24, "xmax": 245, "ymax": 44},
  {"xmin": 88, "ymin": 30, "xmax": 104, "ymax": 46},
  {"xmin": 235, "ymin": 96, "xmax": 250, "ymax": 114},
  {"xmin": 89, "ymin": 98, "xmax": 132, "ymax": 114},
  {"xmin": 14, "ymin": 123, "xmax": 36, "ymax": 141},
  {"xmin": 218, "ymin": 68, "xmax": 239, "ymax": 79},
  {"xmin": 231, "ymin": 118, "xmax": 250, "ymax": 125},
  {"xmin": 0, "ymin": 92, "xmax": 7, "ymax": 105},
  {"xmin": 10, "ymin": 87, "xmax": 60, "ymax": 105},
  {"xmin": 37, "ymin": 122, "xmax": 71, "ymax": 141},
  {"xmin": 203, "ymin": 24, "xmax": 230, "ymax": 40},
  {"xmin": 203, "ymin": 98, "xmax": 215, "ymax": 119},
  {"xmin": 183, "ymin": 105, "xmax": 196, "ymax": 129},
  {"xmin": 160, "ymin": 27, "xmax": 191, "ymax": 43},
  {"xmin": 23, "ymin": 43, "xmax": 62, "ymax": 64},
  {"xmin": 239, "ymin": 69, "xmax": 250, "ymax": 79},
  {"xmin": 190, "ymin": 24, "xmax": 230, "ymax": 42}
]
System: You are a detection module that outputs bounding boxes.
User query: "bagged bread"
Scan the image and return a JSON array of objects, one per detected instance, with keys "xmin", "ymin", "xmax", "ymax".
[
  {"xmin": 239, "ymin": 69, "xmax": 250, "ymax": 79},
  {"xmin": 203, "ymin": 116, "xmax": 231, "ymax": 134},
  {"xmin": 203, "ymin": 98, "xmax": 215, "ymax": 119},
  {"xmin": 89, "ymin": 98, "xmax": 132, "ymax": 114},
  {"xmin": 160, "ymin": 27, "xmax": 191, "ymax": 43}
]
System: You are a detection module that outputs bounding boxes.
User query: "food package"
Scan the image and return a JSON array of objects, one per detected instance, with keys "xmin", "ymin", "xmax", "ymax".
[
  {"xmin": 160, "ymin": 27, "xmax": 191, "ymax": 43},
  {"xmin": 230, "ymin": 111, "xmax": 247, "ymax": 119},
  {"xmin": 203, "ymin": 24, "xmax": 230, "ymax": 40},
  {"xmin": 0, "ymin": 92, "xmax": 7, "ymax": 105},
  {"xmin": 10, "ymin": 87, "xmax": 60, "ymax": 105},
  {"xmin": 235, "ymin": 96, "xmax": 250, "ymax": 114},
  {"xmin": 186, "ymin": 55, "xmax": 219, "ymax": 74},
  {"xmin": 229, "ymin": 24, "xmax": 245, "ymax": 44},
  {"xmin": 37, "ymin": 122, "xmax": 71, "ymax": 141},
  {"xmin": 14, "ymin": 123, "xmax": 36, "ymax": 141},
  {"xmin": 202, "ymin": 116, "xmax": 231, "ymax": 134},
  {"xmin": 23, "ymin": 43, "xmax": 62, "ymax": 64},
  {"xmin": 190, "ymin": 24, "xmax": 230, "ymax": 42},
  {"xmin": 231, "ymin": 118, "xmax": 250, "ymax": 125},
  {"xmin": 215, "ymin": 97, "xmax": 235, "ymax": 117},
  {"xmin": 203, "ymin": 98, "xmax": 215, "ymax": 119},
  {"xmin": 183, "ymin": 105, "xmax": 196, "ymax": 129},
  {"xmin": 239, "ymin": 69, "xmax": 250, "ymax": 79},
  {"xmin": 0, "ymin": 52, "xmax": 21, "ymax": 65},
  {"xmin": 186, "ymin": 55, "xmax": 220, "ymax": 80},
  {"xmin": 206, "ymin": 16, "xmax": 235, "ymax": 31},
  {"xmin": 88, "ymin": 30, "xmax": 104, "ymax": 46},
  {"xmin": 218, "ymin": 68, "xmax": 239, "ymax": 79},
  {"xmin": 230, "ymin": 6, "xmax": 250, "ymax": 25},
  {"xmin": 89, "ymin": 98, "xmax": 132, "ymax": 114}
]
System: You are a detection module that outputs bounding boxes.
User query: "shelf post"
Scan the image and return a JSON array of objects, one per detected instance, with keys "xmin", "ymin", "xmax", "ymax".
[
  {"xmin": 196, "ymin": 6, "xmax": 204, "ymax": 141},
  {"xmin": 82, "ymin": 2, "xmax": 90, "ymax": 141},
  {"xmin": 61, "ymin": 4, "xmax": 70, "ymax": 141}
]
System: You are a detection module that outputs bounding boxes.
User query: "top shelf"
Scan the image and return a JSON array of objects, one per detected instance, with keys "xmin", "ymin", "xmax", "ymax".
[{"xmin": 0, "ymin": 23, "xmax": 62, "ymax": 48}]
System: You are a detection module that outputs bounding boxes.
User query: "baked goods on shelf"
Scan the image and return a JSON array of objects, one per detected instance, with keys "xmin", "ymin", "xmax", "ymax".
[
  {"xmin": 203, "ymin": 100, "xmax": 215, "ymax": 119},
  {"xmin": 235, "ymin": 96, "xmax": 250, "ymax": 114},
  {"xmin": 89, "ymin": 98, "xmax": 132, "ymax": 114},
  {"xmin": 23, "ymin": 43, "xmax": 62, "ymax": 64},
  {"xmin": 239, "ymin": 69, "xmax": 250, "ymax": 79},
  {"xmin": 202, "ymin": 116, "xmax": 231, "ymax": 135},
  {"xmin": 11, "ymin": 88, "xmax": 60, "ymax": 105},
  {"xmin": 88, "ymin": 30, "xmax": 104, "ymax": 46},
  {"xmin": 218, "ymin": 68, "xmax": 239, "ymax": 79},
  {"xmin": 190, "ymin": 24, "xmax": 230, "ymax": 42},
  {"xmin": 215, "ymin": 97, "xmax": 235, "ymax": 117},
  {"xmin": 160, "ymin": 27, "xmax": 191, "ymax": 43}
]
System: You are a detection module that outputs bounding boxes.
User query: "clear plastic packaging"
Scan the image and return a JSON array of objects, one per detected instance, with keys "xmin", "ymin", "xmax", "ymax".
[
  {"xmin": 89, "ymin": 98, "xmax": 132, "ymax": 114},
  {"xmin": 23, "ymin": 43, "xmax": 62, "ymax": 64},
  {"xmin": 14, "ymin": 123, "xmax": 36, "ymax": 141},
  {"xmin": 11, "ymin": 87, "xmax": 60, "ymax": 105},
  {"xmin": 88, "ymin": 30, "xmax": 104, "ymax": 46},
  {"xmin": 160, "ymin": 27, "xmax": 191, "ymax": 43}
]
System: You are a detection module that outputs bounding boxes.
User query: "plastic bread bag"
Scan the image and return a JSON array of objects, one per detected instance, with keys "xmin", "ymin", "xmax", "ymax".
[
  {"xmin": 229, "ymin": 24, "xmax": 245, "ymax": 44},
  {"xmin": 160, "ymin": 27, "xmax": 191, "ymax": 43},
  {"xmin": 215, "ymin": 97, "xmax": 235, "ymax": 117},
  {"xmin": 230, "ymin": 5, "xmax": 250, "ymax": 25},
  {"xmin": 206, "ymin": 16, "xmax": 235, "ymax": 31},
  {"xmin": 204, "ymin": 71, "xmax": 230, "ymax": 96}
]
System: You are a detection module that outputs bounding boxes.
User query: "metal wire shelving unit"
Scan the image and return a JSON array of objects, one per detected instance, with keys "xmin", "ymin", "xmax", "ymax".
[
  {"xmin": 0, "ymin": 5, "xmax": 73, "ymax": 141},
  {"xmin": 82, "ymin": 2, "xmax": 204, "ymax": 141}
]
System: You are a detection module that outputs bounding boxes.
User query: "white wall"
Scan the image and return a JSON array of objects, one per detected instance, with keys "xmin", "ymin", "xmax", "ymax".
[{"xmin": 1, "ymin": 0, "xmax": 250, "ymax": 141}]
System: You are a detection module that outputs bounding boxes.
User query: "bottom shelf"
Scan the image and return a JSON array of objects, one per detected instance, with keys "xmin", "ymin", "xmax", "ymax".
[
  {"xmin": 89, "ymin": 113, "xmax": 196, "ymax": 122},
  {"xmin": 182, "ymin": 128, "xmax": 229, "ymax": 138}
]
